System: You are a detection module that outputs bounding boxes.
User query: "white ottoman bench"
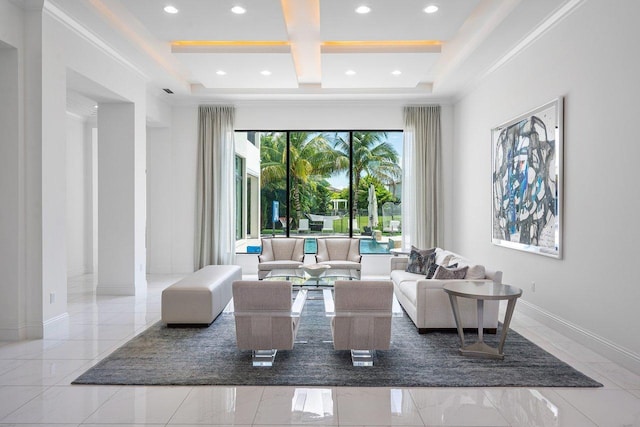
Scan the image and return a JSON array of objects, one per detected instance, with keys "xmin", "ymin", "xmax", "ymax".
[{"xmin": 161, "ymin": 265, "xmax": 242, "ymax": 326}]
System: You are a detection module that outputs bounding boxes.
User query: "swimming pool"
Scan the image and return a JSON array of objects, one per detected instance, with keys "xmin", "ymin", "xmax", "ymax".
[{"xmin": 303, "ymin": 238, "xmax": 389, "ymax": 254}]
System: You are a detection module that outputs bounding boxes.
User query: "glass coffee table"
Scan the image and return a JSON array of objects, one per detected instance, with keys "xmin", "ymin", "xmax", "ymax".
[{"xmin": 264, "ymin": 267, "xmax": 360, "ymax": 288}]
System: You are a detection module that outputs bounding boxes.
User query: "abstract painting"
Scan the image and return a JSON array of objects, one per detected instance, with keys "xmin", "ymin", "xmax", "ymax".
[{"xmin": 491, "ymin": 98, "xmax": 563, "ymax": 258}]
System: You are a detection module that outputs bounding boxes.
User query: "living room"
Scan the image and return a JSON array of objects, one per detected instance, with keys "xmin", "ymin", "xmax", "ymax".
[{"xmin": 1, "ymin": 0, "xmax": 639, "ymax": 425}]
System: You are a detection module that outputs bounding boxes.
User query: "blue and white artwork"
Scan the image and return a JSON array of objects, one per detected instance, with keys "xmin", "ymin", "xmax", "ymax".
[{"xmin": 491, "ymin": 98, "xmax": 562, "ymax": 258}]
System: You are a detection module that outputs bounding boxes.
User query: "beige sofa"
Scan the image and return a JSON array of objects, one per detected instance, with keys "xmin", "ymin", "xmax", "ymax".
[{"xmin": 390, "ymin": 248, "xmax": 503, "ymax": 334}]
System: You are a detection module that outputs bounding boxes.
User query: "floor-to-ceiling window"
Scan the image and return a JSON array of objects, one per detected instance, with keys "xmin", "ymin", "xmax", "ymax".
[
  {"xmin": 234, "ymin": 130, "xmax": 403, "ymax": 254},
  {"xmin": 234, "ymin": 156, "xmax": 244, "ymax": 241}
]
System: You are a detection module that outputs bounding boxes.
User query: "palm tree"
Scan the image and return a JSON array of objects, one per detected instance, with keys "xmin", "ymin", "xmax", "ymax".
[
  {"xmin": 261, "ymin": 132, "xmax": 343, "ymax": 226},
  {"xmin": 332, "ymin": 131, "xmax": 402, "ymax": 201}
]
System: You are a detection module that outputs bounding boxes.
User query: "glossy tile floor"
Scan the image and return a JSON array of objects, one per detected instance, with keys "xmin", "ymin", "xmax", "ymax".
[{"xmin": 1, "ymin": 274, "xmax": 639, "ymax": 427}]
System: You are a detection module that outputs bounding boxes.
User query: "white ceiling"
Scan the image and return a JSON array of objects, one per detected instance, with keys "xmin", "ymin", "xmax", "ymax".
[{"xmin": 48, "ymin": 0, "xmax": 577, "ymax": 103}]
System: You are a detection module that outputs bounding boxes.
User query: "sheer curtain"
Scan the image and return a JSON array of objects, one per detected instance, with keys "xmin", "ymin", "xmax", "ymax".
[
  {"xmin": 194, "ymin": 105, "xmax": 236, "ymax": 268},
  {"xmin": 402, "ymin": 105, "xmax": 442, "ymax": 249}
]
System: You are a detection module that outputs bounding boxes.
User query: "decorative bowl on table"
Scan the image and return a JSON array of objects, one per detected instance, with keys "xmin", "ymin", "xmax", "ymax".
[{"xmin": 299, "ymin": 264, "xmax": 331, "ymax": 278}]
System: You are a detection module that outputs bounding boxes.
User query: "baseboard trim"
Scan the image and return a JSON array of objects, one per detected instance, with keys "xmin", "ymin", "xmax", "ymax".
[
  {"xmin": 43, "ymin": 312, "xmax": 70, "ymax": 337},
  {"xmin": 517, "ymin": 299, "xmax": 640, "ymax": 375},
  {"xmin": 0, "ymin": 321, "xmax": 46, "ymax": 341}
]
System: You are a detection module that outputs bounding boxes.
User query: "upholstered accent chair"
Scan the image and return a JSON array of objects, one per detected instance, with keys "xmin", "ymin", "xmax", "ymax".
[
  {"xmin": 331, "ymin": 280, "xmax": 394, "ymax": 366},
  {"xmin": 257, "ymin": 238, "xmax": 305, "ymax": 279},
  {"xmin": 315, "ymin": 238, "xmax": 362, "ymax": 272},
  {"xmin": 232, "ymin": 280, "xmax": 307, "ymax": 366}
]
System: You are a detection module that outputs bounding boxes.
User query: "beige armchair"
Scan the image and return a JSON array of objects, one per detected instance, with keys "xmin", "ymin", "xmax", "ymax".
[
  {"xmin": 315, "ymin": 238, "xmax": 362, "ymax": 272},
  {"xmin": 331, "ymin": 280, "xmax": 393, "ymax": 366},
  {"xmin": 258, "ymin": 238, "xmax": 305, "ymax": 279},
  {"xmin": 232, "ymin": 280, "xmax": 307, "ymax": 366}
]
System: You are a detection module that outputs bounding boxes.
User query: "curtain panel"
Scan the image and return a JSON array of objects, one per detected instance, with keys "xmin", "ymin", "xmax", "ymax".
[
  {"xmin": 194, "ymin": 105, "xmax": 236, "ymax": 268},
  {"xmin": 402, "ymin": 105, "xmax": 443, "ymax": 249}
]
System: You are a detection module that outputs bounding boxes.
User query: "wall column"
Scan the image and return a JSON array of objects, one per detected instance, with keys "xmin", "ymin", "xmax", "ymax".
[
  {"xmin": 0, "ymin": 44, "xmax": 24, "ymax": 340},
  {"xmin": 97, "ymin": 103, "xmax": 146, "ymax": 295}
]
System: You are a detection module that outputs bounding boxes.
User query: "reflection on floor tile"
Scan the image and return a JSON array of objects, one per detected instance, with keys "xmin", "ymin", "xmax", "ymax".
[
  {"xmin": 83, "ymin": 386, "xmax": 191, "ymax": 424},
  {"xmin": 336, "ymin": 388, "xmax": 423, "ymax": 426},
  {"xmin": 169, "ymin": 386, "xmax": 263, "ymax": 425},
  {"xmin": 0, "ymin": 385, "xmax": 47, "ymax": 420},
  {"xmin": 409, "ymin": 388, "xmax": 509, "ymax": 426},
  {"xmin": 484, "ymin": 388, "xmax": 597, "ymax": 427},
  {"xmin": 254, "ymin": 387, "xmax": 338, "ymax": 425},
  {"xmin": 555, "ymin": 389, "xmax": 640, "ymax": 427},
  {"xmin": 0, "ymin": 385, "xmax": 119, "ymax": 424}
]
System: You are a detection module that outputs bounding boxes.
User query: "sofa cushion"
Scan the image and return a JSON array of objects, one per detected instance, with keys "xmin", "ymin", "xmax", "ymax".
[
  {"xmin": 406, "ymin": 246, "xmax": 436, "ymax": 274},
  {"xmin": 391, "ymin": 269, "xmax": 422, "ymax": 284},
  {"xmin": 257, "ymin": 260, "xmax": 304, "ymax": 271},
  {"xmin": 426, "ymin": 262, "xmax": 458, "ymax": 279},
  {"xmin": 433, "ymin": 265, "xmax": 469, "ymax": 279},
  {"xmin": 397, "ymin": 280, "xmax": 417, "ymax": 303},
  {"xmin": 316, "ymin": 260, "xmax": 362, "ymax": 271},
  {"xmin": 465, "ymin": 264, "xmax": 486, "ymax": 280}
]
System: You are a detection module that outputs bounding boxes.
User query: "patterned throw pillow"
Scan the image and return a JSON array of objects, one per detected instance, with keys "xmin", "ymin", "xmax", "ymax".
[
  {"xmin": 406, "ymin": 247, "xmax": 436, "ymax": 274},
  {"xmin": 426, "ymin": 262, "xmax": 458, "ymax": 279},
  {"xmin": 433, "ymin": 265, "xmax": 469, "ymax": 280}
]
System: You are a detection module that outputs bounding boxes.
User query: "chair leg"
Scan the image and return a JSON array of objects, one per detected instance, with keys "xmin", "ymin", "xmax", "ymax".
[
  {"xmin": 351, "ymin": 349, "xmax": 375, "ymax": 366},
  {"xmin": 252, "ymin": 349, "xmax": 277, "ymax": 366}
]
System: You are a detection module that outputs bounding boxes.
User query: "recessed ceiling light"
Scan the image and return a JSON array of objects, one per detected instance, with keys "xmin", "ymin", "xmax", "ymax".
[
  {"xmin": 163, "ymin": 5, "xmax": 179, "ymax": 14},
  {"xmin": 355, "ymin": 5, "xmax": 371, "ymax": 14},
  {"xmin": 424, "ymin": 5, "xmax": 439, "ymax": 14},
  {"xmin": 231, "ymin": 5, "xmax": 246, "ymax": 14},
  {"xmin": 260, "ymin": 70, "xmax": 272, "ymax": 76},
  {"xmin": 93, "ymin": 105, "xmax": 98, "ymax": 109},
  {"xmin": 391, "ymin": 70, "xmax": 402, "ymax": 76},
  {"xmin": 216, "ymin": 70, "xmax": 227, "ymax": 76},
  {"xmin": 345, "ymin": 70, "xmax": 356, "ymax": 76}
]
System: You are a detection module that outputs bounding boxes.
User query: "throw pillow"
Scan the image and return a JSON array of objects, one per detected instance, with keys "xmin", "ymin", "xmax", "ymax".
[
  {"xmin": 406, "ymin": 246, "xmax": 436, "ymax": 274},
  {"xmin": 465, "ymin": 264, "xmax": 486, "ymax": 280},
  {"xmin": 426, "ymin": 262, "xmax": 458, "ymax": 279},
  {"xmin": 433, "ymin": 265, "xmax": 469, "ymax": 280}
]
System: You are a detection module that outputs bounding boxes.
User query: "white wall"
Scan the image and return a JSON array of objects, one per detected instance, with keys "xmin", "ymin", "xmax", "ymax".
[
  {"xmin": 147, "ymin": 102, "xmax": 454, "ymax": 274},
  {"xmin": 0, "ymin": 1, "xmax": 24, "ymax": 340},
  {"xmin": 65, "ymin": 113, "xmax": 90, "ymax": 277},
  {"xmin": 147, "ymin": 127, "xmax": 173, "ymax": 273},
  {"xmin": 452, "ymin": 0, "xmax": 640, "ymax": 370}
]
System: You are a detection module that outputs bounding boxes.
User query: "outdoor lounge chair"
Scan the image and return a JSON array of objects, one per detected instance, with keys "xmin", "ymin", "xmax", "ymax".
[
  {"xmin": 298, "ymin": 218, "xmax": 310, "ymax": 233},
  {"xmin": 321, "ymin": 218, "xmax": 334, "ymax": 233}
]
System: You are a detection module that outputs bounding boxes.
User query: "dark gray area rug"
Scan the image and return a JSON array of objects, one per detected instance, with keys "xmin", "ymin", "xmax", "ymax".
[{"xmin": 73, "ymin": 298, "xmax": 601, "ymax": 387}]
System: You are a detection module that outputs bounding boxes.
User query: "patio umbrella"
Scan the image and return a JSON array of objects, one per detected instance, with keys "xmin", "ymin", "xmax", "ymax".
[{"xmin": 368, "ymin": 184, "xmax": 378, "ymax": 228}]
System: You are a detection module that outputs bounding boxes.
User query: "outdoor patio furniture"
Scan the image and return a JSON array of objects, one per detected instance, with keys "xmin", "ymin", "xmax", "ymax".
[
  {"xmin": 384, "ymin": 220, "xmax": 401, "ymax": 233},
  {"xmin": 298, "ymin": 218, "xmax": 310, "ymax": 233},
  {"xmin": 321, "ymin": 218, "xmax": 334, "ymax": 233}
]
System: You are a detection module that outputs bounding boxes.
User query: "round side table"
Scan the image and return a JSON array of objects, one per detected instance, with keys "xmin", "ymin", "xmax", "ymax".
[{"xmin": 443, "ymin": 281, "xmax": 522, "ymax": 359}]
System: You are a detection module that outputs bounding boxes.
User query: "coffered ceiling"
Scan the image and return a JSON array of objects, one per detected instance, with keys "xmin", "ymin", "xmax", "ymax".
[{"xmin": 48, "ymin": 0, "xmax": 578, "ymax": 102}]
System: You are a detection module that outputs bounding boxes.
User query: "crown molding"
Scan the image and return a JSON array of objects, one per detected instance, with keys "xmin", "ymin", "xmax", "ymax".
[
  {"xmin": 482, "ymin": 0, "xmax": 585, "ymax": 79},
  {"xmin": 454, "ymin": 0, "xmax": 586, "ymax": 104},
  {"xmin": 43, "ymin": 1, "xmax": 147, "ymax": 80}
]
